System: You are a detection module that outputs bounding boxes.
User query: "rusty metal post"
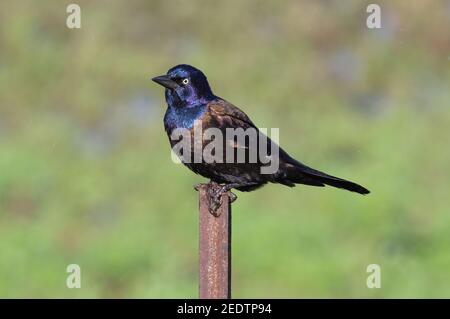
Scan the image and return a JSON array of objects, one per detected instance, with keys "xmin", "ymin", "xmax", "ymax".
[{"xmin": 198, "ymin": 185, "xmax": 231, "ymax": 299}]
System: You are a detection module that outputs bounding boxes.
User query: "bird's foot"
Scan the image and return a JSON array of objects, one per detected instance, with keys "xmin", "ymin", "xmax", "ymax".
[
  {"xmin": 208, "ymin": 184, "xmax": 239, "ymax": 216},
  {"xmin": 229, "ymin": 191, "xmax": 237, "ymax": 203},
  {"xmin": 207, "ymin": 183, "xmax": 224, "ymax": 216},
  {"xmin": 194, "ymin": 182, "xmax": 237, "ymax": 216}
]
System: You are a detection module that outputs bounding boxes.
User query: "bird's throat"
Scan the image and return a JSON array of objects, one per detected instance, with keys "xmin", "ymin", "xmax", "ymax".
[{"xmin": 164, "ymin": 103, "xmax": 207, "ymax": 131}]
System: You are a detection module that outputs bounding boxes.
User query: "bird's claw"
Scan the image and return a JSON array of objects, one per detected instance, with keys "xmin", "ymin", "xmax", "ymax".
[
  {"xmin": 207, "ymin": 183, "xmax": 224, "ymax": 216},
  {"xmin": 229, "ymin": 191, "xmax": 237, "ymax": 203},
  {"xmin": 194, "ymin": 182, "xmax": 237, "ymax": 216}
]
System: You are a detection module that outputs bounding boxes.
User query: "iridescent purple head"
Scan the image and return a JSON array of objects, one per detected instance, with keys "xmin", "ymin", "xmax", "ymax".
[{"xmin": 152, "ymin": 64, "xmax": 214, "ymax": 108}]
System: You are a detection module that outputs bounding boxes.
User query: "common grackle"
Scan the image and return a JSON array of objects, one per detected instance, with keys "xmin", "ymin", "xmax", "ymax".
[{"xmin": 152, "ymin": 64, "xmax": 369, "ymax": 213}]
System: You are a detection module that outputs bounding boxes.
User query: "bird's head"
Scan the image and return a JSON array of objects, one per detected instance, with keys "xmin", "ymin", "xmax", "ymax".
[{"xmin": 152, "ymin": 64, "xmax": 214, "ymax": 108}]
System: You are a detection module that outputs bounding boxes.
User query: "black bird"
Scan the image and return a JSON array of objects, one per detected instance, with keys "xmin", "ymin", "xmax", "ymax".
[{"xmin": 152, "ymin": 64, "xmax": 369, "ymax": 213}]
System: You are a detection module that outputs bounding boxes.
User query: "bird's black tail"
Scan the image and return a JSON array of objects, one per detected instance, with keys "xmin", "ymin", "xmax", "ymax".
[{"xmin": 285, "ymin": 162, "xmax": 370, "ymax": 195}]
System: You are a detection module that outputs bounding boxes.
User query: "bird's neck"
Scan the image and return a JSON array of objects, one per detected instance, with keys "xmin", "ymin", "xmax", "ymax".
[
  {"xmin": 164, "ymin": 102, "xmax": 208, "ymax": 132},
  {"xmin": 165, "ymin": 89, "xmax": 214, "ymax": 109}
]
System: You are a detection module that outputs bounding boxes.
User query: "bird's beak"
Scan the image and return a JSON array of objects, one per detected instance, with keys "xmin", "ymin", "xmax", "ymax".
[{"xmin": 151, "ymin": 75, "xmax": 179, "ymax": 90}]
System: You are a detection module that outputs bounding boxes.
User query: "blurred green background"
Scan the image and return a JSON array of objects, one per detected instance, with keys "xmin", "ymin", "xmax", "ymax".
[{"xmin": 0, "ymin": 0, "xmax": 449, "ymax": 298}]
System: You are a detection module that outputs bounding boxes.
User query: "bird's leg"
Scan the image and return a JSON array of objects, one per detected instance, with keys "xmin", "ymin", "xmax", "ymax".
[
  {"xmin": 195, "ymin": 182, "xmax": 237, "ymax": 216},
  {"xmin": 193, "ymin": 181, "xmax": 223, "ymax": 215},
  {"xmin": 216, "ymin": 182, "xmax": 259, "ymax": 194},
  {"xmin": 208, "ymin": 185, "xmax": 239, "ymax": 215},
  {"xmin": 211, "ymin": 184, "xmax": 237, "ymax": 204},
  {"xmin": 195, "ymin": 181, "xmax": 255, "ymax": 216},
  {"xmin": 194, "ymin": 180, "xmax": 219, "ymax": 191},
  {"xmin": 208, "ymin": 182, "xmax": 260, "ymax": 215},
  {"xmin": 206, "ymin": 182, "xmax": 224, "ymax": 215}
]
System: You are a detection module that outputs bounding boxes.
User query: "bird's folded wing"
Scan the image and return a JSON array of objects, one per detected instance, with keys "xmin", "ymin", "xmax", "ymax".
[{"xmin": 207, "ymin": 99, "xmax": 256, "ymax": 128}]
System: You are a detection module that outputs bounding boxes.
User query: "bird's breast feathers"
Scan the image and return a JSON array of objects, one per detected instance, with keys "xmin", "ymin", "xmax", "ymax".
[
  {"xmin": 163, "ymin": 103, "xmax": 208, "ymax": 133},
  {"xmin": 164, "ymin": 98, "xmax": 254, "ymax": 133}
]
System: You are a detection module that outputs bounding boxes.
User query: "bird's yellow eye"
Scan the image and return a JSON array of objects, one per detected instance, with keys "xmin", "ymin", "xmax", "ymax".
[{"xmin": 182, "ymin": 78, "xmax": 189, "ymax": 85}]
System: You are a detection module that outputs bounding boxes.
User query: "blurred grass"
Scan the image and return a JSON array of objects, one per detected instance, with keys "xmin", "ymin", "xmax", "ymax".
[{"xmin": 0, "ymin": 0, "xmax": 449, "ymax": 297}]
